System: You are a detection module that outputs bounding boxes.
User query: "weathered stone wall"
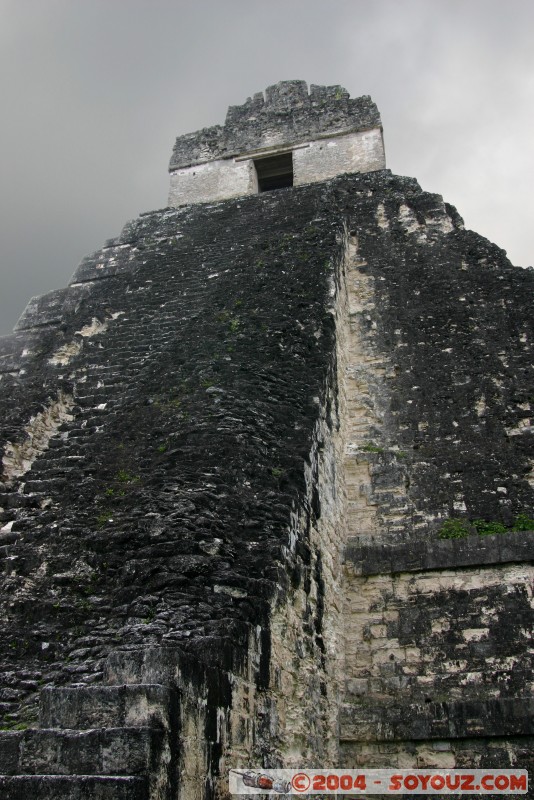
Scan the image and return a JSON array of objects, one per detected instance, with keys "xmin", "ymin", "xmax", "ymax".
[
  {"xmin": 168, "ymin": 158, "xmax": 258, "ymax": 207},
  {"xmin": 335, "ymin": 174, "xmax": 534, "ymax": 537},
  {"xmin": 332, "ymin": 171, "xmax": 534, "ymax": 782},
  {"xmin": 293, "ymin": 129, "xmax": 385, "ymax": 187},
  {"xmin": 0, "ymin": 180, "xmax": 353, "ymax": 798},
  {"xmin": 168, "ymin": 129, "xmax": 386, "ymax": 208},
  {"xmin": 168, "ymin": 82, "xmax": 385, "ymax": 207},
  {"xmin": 341, "ymin": 542, "xmax": 533, "ymax": 768},
  {"xmin": 169, "ymin": 81, "xmax": 381, "ymax": 170},
  {"xmin": 0, "ymin": 166, "xmax": 533, "ymax": 797}
]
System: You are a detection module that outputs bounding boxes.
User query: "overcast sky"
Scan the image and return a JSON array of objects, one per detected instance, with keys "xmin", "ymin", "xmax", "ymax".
[{"xmin": 0, "ymin": 0, "xmax": 532, "ymax": 336}]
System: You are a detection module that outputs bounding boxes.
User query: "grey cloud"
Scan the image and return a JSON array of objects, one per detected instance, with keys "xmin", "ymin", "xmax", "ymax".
[{"xmin": 0, "ymin": 0, "xmax": 532, "ymax": 335}]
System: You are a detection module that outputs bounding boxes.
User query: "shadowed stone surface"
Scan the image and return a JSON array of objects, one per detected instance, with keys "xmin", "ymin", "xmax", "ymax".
[
  {"xmin": 39, "ymin": 684, "xmax": 174, "ymax": 730},
  {"xmin": 0, "ymin": 184, "xmax": 343, "ymax": 720},
  {"xmin": 0, "ymin": 727, "xmax": 165, "ymax": 775},
  {"xmin": 345, "ymin": 528, "xmax": 534, "ymax": 575},
  {"xmin": 0, "ymin": 155, "xmax": 533, "ymax": 795},
  {"xmin": 0, "ymin": 775, "xmax": 148, "ymax": 799}
]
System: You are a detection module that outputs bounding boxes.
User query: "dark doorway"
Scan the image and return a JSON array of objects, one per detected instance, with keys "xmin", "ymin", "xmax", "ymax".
[{"xmin": 254, "ymin": 152, "xmax": 293, "ymax": 192}]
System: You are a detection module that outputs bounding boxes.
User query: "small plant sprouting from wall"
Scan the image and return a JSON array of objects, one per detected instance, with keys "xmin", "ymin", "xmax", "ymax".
[
  {"xmin": 438, "ymin": 519, "xmax": 471, "ymax": 539},
  {"xmin": 96, "ymin": 511, "xmax": 114, "ymax": 528},
  {"xmin": 438, "ymin": 514, "xmax": 534, "ymax": 540},
  {"xmin": 95, "ymin": 464, "xmax": 142, "ymax": 527},
  {"xmin": 216, "ymin": 308, "xmax": 240, "ymax": 333},
  {"xmin": 143, "ymin": 607, "xmax": 157, "ymax": 624},
  {"xmin": 512, "ymin": 513, "xmax": 534, "ymax": 531},
  {"xmin": 361, "ymin": 442, "xmax": 384, "ymax": 454},
  {"xmin": 359, "ymin": 443, "xmax": 408, "ymax": 458},
  {"xmin": 472, "ymin": 519, "xmax": 508, "ymax": 536},
  {"xmin": 115, "ymin": 469, "xmax": 140, "ymax": 484}
]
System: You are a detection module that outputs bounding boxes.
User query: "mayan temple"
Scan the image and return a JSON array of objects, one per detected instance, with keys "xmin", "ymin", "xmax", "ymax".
[{"xmin": 0, "ymin": 80, "xmax": 532, "ymax": 799}]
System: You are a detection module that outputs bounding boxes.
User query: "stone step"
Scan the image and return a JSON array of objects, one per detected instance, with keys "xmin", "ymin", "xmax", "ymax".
[
  {"xmin": 104, "ymin": 641, "xmax": 249, "ymax": 685},
  {"xmin": 104, "ymin": 647, "xmax": 197, "ymax": 686},
  {"xmin": 339, "ymin": 696, "xmax": 534, "ymax": 742},
  {"xmin": 22, "ymin": 478, "xmax": 68, "ymax": 493},
  {"xmin": 0, "ymin": 727, "xmax": 165, "ymax": 776},
  {"xmin": 73, "ymin": 398, "xmax": 113, "ymax": 409},
  {"xmin": 0, "ymin": 492, "xmax": 41, "ymax": 508},
  {"xmin": 39, "ymin": 684, "xmax": 175, "ymax": 731},
  {"xmin": 0, "ymin": 774, "xmax": 147, "ymax": 799},
  {"xmin": 342, "ymin": 670, "xmax": 534, "ymax": 705}
]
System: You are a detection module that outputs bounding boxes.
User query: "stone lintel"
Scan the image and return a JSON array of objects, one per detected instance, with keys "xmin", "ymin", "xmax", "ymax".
[
  {"xmin": 340, "ymin": 697, "xmax": 534, "ymax": 742},
  {"xmin": 345, "ymin": 530, "xmax": 534, "ymax": 576}
]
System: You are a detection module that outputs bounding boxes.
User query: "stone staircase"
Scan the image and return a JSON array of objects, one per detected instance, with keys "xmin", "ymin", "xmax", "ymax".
[{"xmin": 0, "ymin": 682, "xmax": 178, "ymax": 799}]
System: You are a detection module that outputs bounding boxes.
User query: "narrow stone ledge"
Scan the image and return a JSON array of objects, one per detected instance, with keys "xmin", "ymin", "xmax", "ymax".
[
  {"xmin": 0, "ymin": 727, "xmax": 164, "ymax": 776},
  {"xmin": 340, "ymin": 697, "xmax": 534, "ymax": 742},
  {"xmin": 39, "ymin": 684, "xmax": 175, "ymax": 730},
  {"xmin": 104, "ymin": 641, "xmax": 250, "ymax": 685},
  {"xmin": 14, "ymin": 285, "xmax": 94, "ymax": 332},
  {"xmin": 70, "ymin": 248, "xmax": 136, "ymax": 284},
  {"xmin": 0, "ymin": 775, "xmax": 148, "ymax": 800},
  {"xmin": 0, "ymin": 333, "xmax": 37, "ymax": 373},
  {"xmin": 345, "ymin": 530, "xmax": 534, "ymax": 576}
]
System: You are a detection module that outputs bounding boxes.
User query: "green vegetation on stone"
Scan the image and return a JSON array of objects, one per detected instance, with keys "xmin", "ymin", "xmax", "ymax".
[
  {"xmin": 0, "ymin": 721, "xmax": 32, "ymax": 731},
  {"xmin": 96, "ymin": 511, "xmax": 114, "ymax": 528},
  {"xmin": 438, "ymin": 519, "xmax": 471, "ymax": 539},
  {"xmin": 511, "ymin": 513, "xmax": 534, "ymax": 530},
  {"xmin": 438, "ymin": 514, "xmax": 534, "ymax": 540},
  {"xmin": 472, "ymin": 519, "xmax": 508, "ymax": 536},
  {"xmin": 361, "ymin": 442, "xmax": 384, "ymax": 453},
  {"xmin": 115, "ymin": 469, "xmax": 140, "ymax": 484}
]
